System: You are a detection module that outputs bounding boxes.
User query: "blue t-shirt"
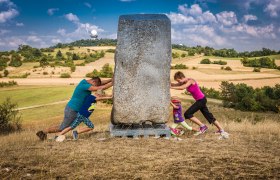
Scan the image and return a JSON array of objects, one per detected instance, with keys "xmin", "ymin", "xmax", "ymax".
[
  {"xmin": 79, "ymin": 95, "xmax": 97, "ymax": 118},
  {"xmin": 67, "ymin": 79, "xmax": 92, "ymax": 111}
]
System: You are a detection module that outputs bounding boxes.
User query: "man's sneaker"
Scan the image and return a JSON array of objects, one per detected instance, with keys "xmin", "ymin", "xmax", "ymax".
[
  {"xmin": 55, "ymin": 135, "xmax": 66, "ymax": 142},
  {"xmin": 36, "ymin": 131, "xmax": 47, "ymax": 141},
  {"xmin": 200, "ymin": 125, "xmax": 208, "ymax": 134},
  {"xmin": 170, "ymin": 128, "xmax": 180, "ymax": 136},
  {"xmin": 72, "ymin": 130, "xmax": 78, "ymax": 140}
]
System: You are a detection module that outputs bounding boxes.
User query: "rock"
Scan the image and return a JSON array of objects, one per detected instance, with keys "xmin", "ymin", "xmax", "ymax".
[{"xmin": 112, "ymin": 14, "xmax": 171, "ymax": 124}]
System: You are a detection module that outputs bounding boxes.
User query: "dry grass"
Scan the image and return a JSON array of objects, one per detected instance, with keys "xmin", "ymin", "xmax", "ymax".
[{"xmin": 0, "ymin": 101, "xmax": 279, "ymax": 179}]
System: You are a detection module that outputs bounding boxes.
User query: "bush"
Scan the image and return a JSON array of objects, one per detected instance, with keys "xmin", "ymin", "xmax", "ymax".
[
  {"xmin": 4, "ymin": 69, "xmax": 9, "ymax": 77},
  {"xmin": 224, "ymin": 66, "xmax": 232, "ymax": 71},
  {"xmin": 181, "ymin": 53, "xmax": 187, "ymax": 58},
  {"xmin": 70, "ymin": 65, "xmax": 76, "ymax": 72},
  {"xmin": 253, "ymin": 67, "xmax": 261, "ymax": 72},
  {"xmin": 200, "ymin": 59, "xmax": 211, "ymax": 64},
  {"xmin": 39, "ymin": 57, "xmax": 49, "ymax": 67},
  {"xmin": 200, "ymin": 86, "xmax": 222, "ymax": 99},
  {"xmin": 171, "ymin": 64, "xmax": 188, "ymax": 69},
  {"xmin": 0, "ymin": 98, "xmax": 22, "ymax": 134},
  {"xmin": 221, "ymin": 66, "xmax": 224, "ymax": 70},
  {"xmin": 241, "ymin": 57, "xmax": 277, "ymax": 69},
  {"xmin": 172, "ymin": 52, "xmax": 180, "ymax": 59},
  {"xmin": 106, "ymin": 49, "xmax": 115, "ymax": 53},
  {"xmin": 212, "ymin": 60, "xmax": 227, "ymax": 65},
  {"xmin": 220, "ymin": 81, "xmax": 280, "ymax": 112},
  {"xmin": 9, "ymin": 54, "xmax": 22, "ymax": 67},
  {"xmin": 86, "ymin": 63, "xmax": 113, "ymax": 78},
  {"xmin": 43, "ymin": 72, "xmax": 48, "ymax": 75},
  {"xmin": 0, "ymin": 74, "xmax": 2, "ymax": 78},
  {"xmin": 76, "ymin": 63, "xmax": 85, "ymax": 66},
  {"xmin": 0, "ymin": 81, "xmax": 17, "ymax": 88},
  {"xmin": 192, "ymin": 66, "xmax": 198, "ymax": 70},
  {"xmin": 60, "ymin": 73, "xmax": 71, "ymax": 78}
]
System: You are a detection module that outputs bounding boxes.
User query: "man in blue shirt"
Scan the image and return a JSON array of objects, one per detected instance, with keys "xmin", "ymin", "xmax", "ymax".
[
  {"xmin": 55, "ymin": 93, "xmax": 112, "ymax": 142},
  {"xmin": 36, "ymin": 77, "xmax": 113, "ymax": 140}
]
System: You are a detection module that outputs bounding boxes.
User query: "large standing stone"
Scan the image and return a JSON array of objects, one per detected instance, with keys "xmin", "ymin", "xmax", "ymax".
[{"xmin": 112, "ymin": 14, "xmax": 171, "ymax": 124}]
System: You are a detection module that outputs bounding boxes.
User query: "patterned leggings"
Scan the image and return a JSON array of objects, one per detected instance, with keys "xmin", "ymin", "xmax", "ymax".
[{"xmin": 70, "ymin": 113, "xmax": 94, "ymax": 129}]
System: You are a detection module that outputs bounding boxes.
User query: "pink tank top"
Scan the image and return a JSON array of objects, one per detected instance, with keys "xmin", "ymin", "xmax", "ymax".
[{"xmin": 187, "ymin": 82, "xmax": 205, "ymax": 101}]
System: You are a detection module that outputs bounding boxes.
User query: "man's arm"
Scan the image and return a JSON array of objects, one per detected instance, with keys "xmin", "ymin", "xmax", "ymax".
[
  {"xmin": 100, "ymin": 78, "xmax": 112, "ymax": 85},
  {"xmin": 88, "ymin": 82, "xmax": 113, "ymax": 91}
]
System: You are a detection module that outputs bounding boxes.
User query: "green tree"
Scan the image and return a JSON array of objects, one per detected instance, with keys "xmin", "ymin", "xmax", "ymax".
[{"xmin": 4, "ymin": 70, "xmax": 9, "ymax": 77}]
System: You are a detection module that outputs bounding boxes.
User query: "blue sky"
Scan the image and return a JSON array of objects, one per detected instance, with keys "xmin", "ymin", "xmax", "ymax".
[{"xmin": 0, "ymin": 0, "xmax": 280, "ymax": 51}]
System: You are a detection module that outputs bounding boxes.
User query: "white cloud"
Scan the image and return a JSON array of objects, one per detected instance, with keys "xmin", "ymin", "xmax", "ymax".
[
  {"xmin": 243, "ymin": 14, "xmax": 257, "ymax": 23},
  {"xmin": 168, "ymin": 13, "xmax": 196, "ymax": 24},
  {"xmin": 168, "ymin": 3, "xmax": 280, "ymax": 51},
  {"xmin": 51, "ymin": 38, "xmax": 61, "ymax": 44},
  {"xmin": 216, "ymin": 11, "xmax": 238, "ymax": 26},
  {"xmin": 0, "ymin": 8, "xmax": 18, "ymax": 23},
  {"xmin": 57, "ymin": 28, "xmax": 66, "ymax": 36},
  {"xmin": 16, "ymin": 22, "xmax": 24, "ymax": 26},
  {"xmin": 47, "ymin": 8, "xmax": 59, "ymax": 16},
  {"xmin": 168, "ymin": 4, "xmax": 216, "ymax": 25},
  {"xmin": 27, "ymin": 35, "xmax": 41, "ymax": 43},
  {"xmin": 60, "ymin": 13, "xmax": 104, "ymax": 40},
  {"xmin": 84, "ymin": 2, "xmax": 92, "ymax": 8},
  {"xmin": 0, "ymin": 29, "xmax": 9, "ymax": 35},
  {"xmin": 264, "ymin": 0, "xmax": 280, "ymax": 17},
  {"xmin": 65, "ymin": 13, "xmax": 79, "ymax": 22}
]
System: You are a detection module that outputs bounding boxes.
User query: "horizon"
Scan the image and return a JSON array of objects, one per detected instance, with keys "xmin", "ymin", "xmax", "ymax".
[{"xmin": 1, "ymin": 0, "xmax": 280, "ymax": 51}]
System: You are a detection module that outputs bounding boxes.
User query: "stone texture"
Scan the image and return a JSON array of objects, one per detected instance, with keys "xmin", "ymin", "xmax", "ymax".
[{"xmin": 112, "ymin": 14, "xmax": 171, "ymax": 124}]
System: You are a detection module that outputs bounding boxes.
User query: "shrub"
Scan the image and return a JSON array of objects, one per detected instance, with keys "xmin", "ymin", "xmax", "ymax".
[
  {"xmin": 43, "ymin": 72, "xmax": 48, "ymax": 75},
  {"xmin": 4, "ymin": 69, "xmax": 9, "ymax": 77},
  {"xmin": 221, "ymin": 66, "xmax": 224, "ymax": 70},
  {"xmin": 106, "ymin": 49, "xmax": 115, "ymax": 53},
  {"xmin": 0, "ymin": 81, "xmax": 17, "ymax": 88},
  {"xmin": 0, "ymin": 74, "xmax": 2, "ymax": 78},
  {"xmin": 192, "ymin": 66, "xmax": 197, "ymax": 70},
  {"xmin": 9, "ymin": 54, "xmax": 22, "ymax": 67},
  {"xmin": 76, "ymin": 63, "xmax": 85, "ymax": 66},
  {"xmin": 172, "ymin": 52, "xmax": 180, "ymax": 59},
  {"xmin": 0, "ymin": 98, "xmax": 21, "ymax": 134},
  {"xmin": 181, "ymin": 53, "xmax": 187, "ymax": 58},
  {"xmin": 200, "ymin": 86, "xmax": 222, "ymax": 99},
  {"xmin": 212, "ymin": 60, "xmax": 227, "ymax": 65},
  {"xmin": 171, "ymin": 64, "xmax": 188, "ymax": 69},
  {"xmin": 253, "ymin": 67, "xmax": 261, "ymax": 72},
  {"xmin": 224, "ymin": 66, "xmax": 232, "ymax": 71},
  {"xmin": 70, "ymin": 65, "xmax": 76, "ymax": 72},
  {"xmin": 241, "ymin": 57, "xmax": 277, "ymax": 69},
  {"xmin": 220, "ymin": 81, "xmax": 280, "ymax": 112},
  {"xmin": 39, "ymin": 57, "xmax": 49, "ymax": 67},
  {"xmin": 60, "ymin": 73, "xmax": 71, "ymax": 78},
  {"xmin": 86, "ymin": 63, "xmax": 113, "ymax": 78},
  {"xmin": 200, "ymin": 59, "xmax": 211, "ymax": 64}
]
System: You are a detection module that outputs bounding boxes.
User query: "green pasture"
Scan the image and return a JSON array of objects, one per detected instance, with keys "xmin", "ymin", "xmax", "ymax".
[{"xmin": 0, "ymin": 85, "xmax": 75, "ymax": 108}]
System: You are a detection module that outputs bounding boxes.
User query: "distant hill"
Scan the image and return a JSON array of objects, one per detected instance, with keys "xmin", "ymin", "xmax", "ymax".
[{"xmin": 51, "ymin": 39, "xmax": 117, "ymax": 48}]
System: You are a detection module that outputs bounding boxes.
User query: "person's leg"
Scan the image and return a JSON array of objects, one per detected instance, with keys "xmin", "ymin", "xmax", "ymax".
[
  {"xmin": 75, "ymin": 116, "xmax": 94, "ymax": 135},
  {"xmin": 184, "ymin": 101, "xmax": 205, "ymax": 127},
  {"xmin": 199, "ymin": 102, "xmax": 223, "ymax": 131},
  {"xmin": 179, "ymin": 121, "xmax": 201, "ymax": 132}
]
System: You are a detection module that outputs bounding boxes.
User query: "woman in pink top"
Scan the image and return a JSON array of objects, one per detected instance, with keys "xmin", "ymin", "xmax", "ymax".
[{"xmin": 170, "ymin": 71, "xmax": 228, "ymax": 137}]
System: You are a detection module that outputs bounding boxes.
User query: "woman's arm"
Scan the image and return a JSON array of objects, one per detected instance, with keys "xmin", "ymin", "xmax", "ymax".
[
  {"xmin": 88, "ymin": 82, "xmax": 113, "ymax": 91},
  {"xmin": 170, "ymin": 79, "xmax": 194, "ymax": 90},
  {"xmin": 170, "ymin": 82, "xmax": 181, "ymax": 87}
]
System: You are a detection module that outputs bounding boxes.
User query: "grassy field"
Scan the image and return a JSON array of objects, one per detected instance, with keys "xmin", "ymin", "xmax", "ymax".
[
  {"xmin": 0, "ymin": 85, "xmax": 74, "ymax": 108},
  {"xmin": 0, "ymin": 85, "xmax": 280, "ymax": 179}
]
